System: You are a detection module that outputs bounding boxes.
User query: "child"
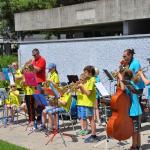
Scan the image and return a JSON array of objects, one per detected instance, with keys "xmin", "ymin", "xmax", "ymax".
[
  {"xmin": 117, "ymin": 69, "xmax": 142, "ymax": 150},
  {"xmin": 39, "ymin": 63, "xmax": 60, "ymax": 131},
  {"xmin": 138, "ymin": 71, "xmax": 150, "ymax": 108},
  {"xmin": 5, "ymin": 83, "xmax": 20, "ymax": 122},
  {"xmin": 47, "ymin": 63, "xmax": 60, "ymax": 87},
  {"xmin": 47, "ymin": 83, "xmax": 72, "ymax": 132},
  {"xmin": 22, "ymin": 67, "xmax": 36, "ymax": 126},
  {"xmin": 76, "ymin": 73, "xmax": 89, "ymax": 136},
  {"xmin": 77, "ymin": 65, "xmax": 98, "ymax": 143},
  {"xmin": 11, "ymin": 62, "xmax": 23, "ymax": 92}
]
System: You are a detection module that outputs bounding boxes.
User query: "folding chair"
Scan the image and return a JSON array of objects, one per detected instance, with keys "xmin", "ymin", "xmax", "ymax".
[
  {"xmin": 59, "ymin": 96, "xmax": 77, "ymax": 131},
  {"xmin": 15, "ymin": 93, "xmax": 28, "ymax": 124}
]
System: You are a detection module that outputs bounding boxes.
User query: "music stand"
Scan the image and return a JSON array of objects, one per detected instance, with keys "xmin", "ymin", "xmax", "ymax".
[
  {"xmin": 94, "ymin": 82, "xmax": 111, "ymax": 149},
  {"xmin": 67, "ymin": 75, "xmax": 79, "ymax": 84},
  {"xmin": 103, "ymin": 69, "xmax": 115, "ymax": 94}
]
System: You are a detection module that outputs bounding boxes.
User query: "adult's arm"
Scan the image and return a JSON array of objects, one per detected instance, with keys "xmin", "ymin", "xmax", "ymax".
[{"xmin": 139, "ymin": 71, "xmax": 150, "ymax": 85}]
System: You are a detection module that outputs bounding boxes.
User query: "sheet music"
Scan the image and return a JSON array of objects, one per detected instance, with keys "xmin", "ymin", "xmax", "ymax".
[
  {"xmin": 8, "ymin": 72, "xmax": 15, "ymax": 85},
  {"xmin": 95, "ymin": 82, "xmax": 110, "ymax": 97},
  {"xmin": 49, "ymin": 83, "xmax": 60, "ymax": 99},
  {"xmin": 24, "ymin": 72, "xmax": 38, "ymax": 86}
]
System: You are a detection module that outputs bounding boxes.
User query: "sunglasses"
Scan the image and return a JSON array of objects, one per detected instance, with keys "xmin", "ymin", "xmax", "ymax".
[
  {"xmin": 11, "ymin": 86, "xmax": 16, "ymax": 88},
  {"xmin": 32, "ymin": 53, "xmax": 38, "ymax": 57}
]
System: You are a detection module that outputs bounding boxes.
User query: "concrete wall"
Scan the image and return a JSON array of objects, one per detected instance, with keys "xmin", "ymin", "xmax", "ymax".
[
  {"xmin": 15, "ymin": 0, "xmax": 150, "ymax": 31},
  {"xmin": 18, "ymin": 34, "xmax": 150, "ymax": 94}
]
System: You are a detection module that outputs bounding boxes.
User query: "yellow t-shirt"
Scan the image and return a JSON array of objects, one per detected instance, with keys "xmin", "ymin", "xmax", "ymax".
[
  {"xmin": 23, "ymin": 86, "xmax": 35, "ymax": 95},
  {"xmin": 48, "ymin": 71, "xmax": 60, "ymax": 84},
  {"xmin": 15, "ymin": 69, "xmax": 23, "ymax": 89},
  {"xmin": 5, "ymin": 90, "xmax": 20, "ymax": 107},
  {"xmin": 59, "ymin": 93, "xmax": 72, "ymax": 112},
  {"xmin": 77, "ymin": 77, "xmax": 96, "ymax": 107}
]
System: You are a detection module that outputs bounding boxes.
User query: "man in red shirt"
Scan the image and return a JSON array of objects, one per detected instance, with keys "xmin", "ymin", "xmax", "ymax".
[
  {"xmin": 31, "ymin": 48, "xmax": 46, "ymax": 123},
  {"xmin": 31, "ymin": 48, "xmax": 46, "ymax": 83}
]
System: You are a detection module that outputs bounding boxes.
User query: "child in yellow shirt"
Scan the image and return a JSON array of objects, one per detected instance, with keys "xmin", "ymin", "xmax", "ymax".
[
  {"xmin": 40, "ymin": 63, "xmax": 60, "ymax": 131},
  {"xmin": 22, "ymin": 67, "xmax": 35, "ymax": 126},
  {"xmin": 12, "ymin": 62, "xmax": 23, "ymax": 91},
  {"xmin": 47, "ymin": 90, "xmax": 72, "ymax": 132},
  {"xmin": 76, "ymin": 73, "xmax": 89, "ymax": 136},
  {"xmin": 77, "ymin": 65, "xmax": 98, "ymax": 143},
  {"xmin": 5, "ymin": 83, "xmax": 20, "ymax": 122}
]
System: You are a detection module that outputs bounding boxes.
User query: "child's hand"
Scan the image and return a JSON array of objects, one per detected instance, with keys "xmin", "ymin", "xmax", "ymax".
[{"xmin": 77, "ymin": 83, "xmax": 83, "ymax": 89}]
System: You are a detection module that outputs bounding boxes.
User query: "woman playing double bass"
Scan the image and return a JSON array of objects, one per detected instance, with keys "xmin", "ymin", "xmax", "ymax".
[{"xmin": 117, "ymin": 70, "xmax": 142, "ymax": 150}]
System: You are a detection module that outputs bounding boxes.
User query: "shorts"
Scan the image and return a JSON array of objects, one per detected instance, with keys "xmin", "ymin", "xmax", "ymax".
[
  {"xmin": 130, "ymin": 116, "xmax": 141, "ymax": 132},
  {"xmin": 77, "ymin": 106, "xmax": 94, "ymax": 119},
  {"xmin": 86, "ymin": 107, "xmax": 94, "ymax": 118},
  {"xmin": 45, "ymin": 106, "xmax": 53, "ymax": 113},
  {"xmin": 47, "ymin": 107, "xmax": 66, "ymax": 114},
  {"xmin": 77, "ymin": 106, "xmax": 87, "ymax": 120}
]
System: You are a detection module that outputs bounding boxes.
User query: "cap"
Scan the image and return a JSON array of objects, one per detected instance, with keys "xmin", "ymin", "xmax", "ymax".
[
  {"xmin": 61, "ymin": 82, "xmax": 67, "ymax": 87},
  {"xmin": 47, "ymin": 63, "xmax": 56, "ymax": 70}
]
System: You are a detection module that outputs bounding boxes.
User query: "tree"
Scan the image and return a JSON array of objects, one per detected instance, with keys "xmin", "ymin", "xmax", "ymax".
[{"xmin": 0, "ymin": 0, "xmax": 57, "ymax": 40}]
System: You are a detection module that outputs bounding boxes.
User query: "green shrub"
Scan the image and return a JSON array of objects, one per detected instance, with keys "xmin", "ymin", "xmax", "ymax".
[
  {"xmin": 0, "ymin": 80, "xmax": 9, "ymax": 88},
  {"xmin": 0, "ymin": 55, "xmax": 18, "ymax": 88},
  {"xmin": 0, "ymin": 55, "xmax": 18, "ymax": 71}
]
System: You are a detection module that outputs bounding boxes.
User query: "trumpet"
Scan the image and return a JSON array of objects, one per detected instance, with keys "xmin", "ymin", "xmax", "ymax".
[
  {"xmin": 111, "ymin": 66, "xmax": 129, "ymax": 79},
  {"xmin": 47, "ymin": 95, "xmax": 58, "ymax": 106},
  {"xmin": 132, "ymin": 66, "xmax": 149, "ymax": 83},
  {"xmin": 111, "ymin": 59, "xmax": 129, "ymax": 79},
  {"xmin": 22, "ymin": 59, "xmax": 34, "ymax": 73},
  {"xmin": 59, "ymin": 82, "xmax": 79, "ymax": 94}
]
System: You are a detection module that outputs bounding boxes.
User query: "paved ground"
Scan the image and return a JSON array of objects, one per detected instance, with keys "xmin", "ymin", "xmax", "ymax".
[{"xmin": 0, "ymin": 114, "xmax": 149, "ymax": 150}]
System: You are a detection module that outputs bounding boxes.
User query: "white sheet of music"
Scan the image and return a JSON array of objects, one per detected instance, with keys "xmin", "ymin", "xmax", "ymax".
[
  {"xmin": 8, "ymin": 72, "xmax": 15, "ymax": 85},
  {"xmin": 95, "ymin": 82, "xmax": 110, "ymax": 97}
]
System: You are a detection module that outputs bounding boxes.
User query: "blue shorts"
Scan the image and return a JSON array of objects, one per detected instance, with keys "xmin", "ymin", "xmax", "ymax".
[
  {"xmin": 47, "ymin": 107, "xmax": 66, "ymax": 114},
  {"xmin": 45, "ymin": 106, "xmax": 53, "ymax": 113},
  {"xmin": 86, "ymin": 107, "xmax": 94, "ymax": 117},
  {"xmin": 77, "ymin": 106, "xmax": 87, "ymax": 120}
]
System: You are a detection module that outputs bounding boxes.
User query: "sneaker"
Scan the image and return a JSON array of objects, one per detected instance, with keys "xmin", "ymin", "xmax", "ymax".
[
  {"xmin": 84, "ymin": 135, "xmax": 99, "ymax": 143},
  {"xmin": 39, "ymin": 124, "xmax": 46, "ymax": 131},
  {"xmin": 76, "ymin": 129, "xmax": 89, "ymax": 135},
  {"xmin": 45, "ymin": 129, "xmax": 52, "ymax": 136},
  {"xmin": 76, "ymin": 129, "xmax": 83, "ymax": 135},
  {"xmin": 80, "ymin": 130, "xmax": 90, "ymax": 136}
]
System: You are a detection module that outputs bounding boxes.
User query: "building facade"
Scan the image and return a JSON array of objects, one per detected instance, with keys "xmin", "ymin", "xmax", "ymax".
[{"xmin": 15, "ymin": 0, "xmax": 150, "ymax": 39}]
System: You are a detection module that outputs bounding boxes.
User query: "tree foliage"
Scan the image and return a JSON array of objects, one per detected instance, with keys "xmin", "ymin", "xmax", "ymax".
[{"xmin": 0, "ymin": 0, "xmax": 57, "ymax": 38}]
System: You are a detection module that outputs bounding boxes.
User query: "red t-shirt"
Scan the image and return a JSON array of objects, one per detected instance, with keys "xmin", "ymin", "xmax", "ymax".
[{"xmin": 32, "ymin": 56, "xmax": 46, "ymax": 83}]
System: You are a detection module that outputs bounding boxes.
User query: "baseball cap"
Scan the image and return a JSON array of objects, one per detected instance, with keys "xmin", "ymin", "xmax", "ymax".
[{"xmin": 47, "ymin": 63, "xmax": 56, "ymax": 70}]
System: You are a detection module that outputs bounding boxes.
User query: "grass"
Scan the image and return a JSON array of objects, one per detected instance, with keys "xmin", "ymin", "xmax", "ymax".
[{"xmin": 0, "ymin": 140, "xmax": 27, "ymax": 150}]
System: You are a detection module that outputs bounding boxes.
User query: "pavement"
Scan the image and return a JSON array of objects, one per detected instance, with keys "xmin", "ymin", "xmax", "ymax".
[{"xmin": 0, "ymin": 113, "xmax": 149, "ymax": 150}]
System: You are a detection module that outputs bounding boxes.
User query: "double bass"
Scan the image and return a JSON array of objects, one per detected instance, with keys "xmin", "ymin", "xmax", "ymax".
[{"xmin": 107, "ymin": 60, "xmax": 134, "ymax": 141}]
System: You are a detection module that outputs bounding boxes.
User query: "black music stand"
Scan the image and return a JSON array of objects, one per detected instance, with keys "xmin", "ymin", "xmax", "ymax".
[
  {"xmin": 67, "ymin": 75, "xmax": 79, "ymax": 84},
  {"xmin": 103, "ymin": 69, "xmax": 115, "ymax": 94}
]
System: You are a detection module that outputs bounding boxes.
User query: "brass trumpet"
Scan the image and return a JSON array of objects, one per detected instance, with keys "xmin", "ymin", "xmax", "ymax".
[
  {"xmin": 59, "ymin": 82, "xmax": 79, "ymax": 94},
  {"xmin": 22, "ymin": 59, "xmax": 34, "ymax": 73},
  {"xmin": 132, "ymin": 67, "xmax": 148, "ymax": 83},
  {"xmin": 111, "ymin": 66, "xmax": 129, "ymax": 79},
  {"xmin": 111, "ymin": 58, "xmax": 129, "ymax": 79}
]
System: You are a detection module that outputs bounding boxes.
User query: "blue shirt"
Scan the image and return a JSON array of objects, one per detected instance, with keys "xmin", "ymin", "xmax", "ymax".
[
  {"xmin": 129, "ymin": 58, "xmax": 145, "ymax": 89},
  {"xmin": 147, "ymin": 76, "xmax": 150, "ymax": 99},
  {"xmin": 95, "ymin": 75, "xmax": 101, "ymax": 99},
  {"xmin": 126, "ymin": 81, "xmax": 142, "ymax": 116}
]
